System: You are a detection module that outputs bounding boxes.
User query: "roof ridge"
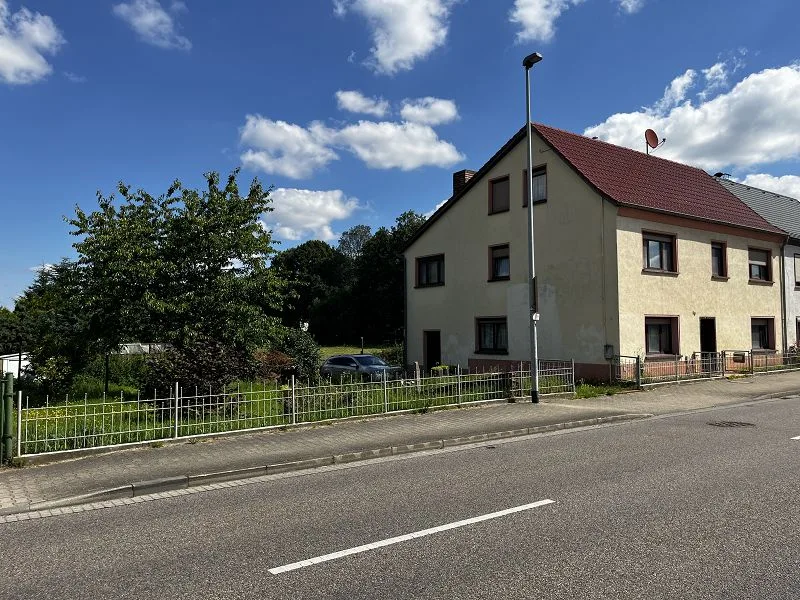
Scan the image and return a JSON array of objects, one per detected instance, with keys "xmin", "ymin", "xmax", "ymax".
[{"xmin": 533, "ymin": 122, "xmax": 710, "ymax": 175}]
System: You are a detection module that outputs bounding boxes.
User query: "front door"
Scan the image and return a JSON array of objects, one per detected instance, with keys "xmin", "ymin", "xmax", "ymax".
[
  {"xmin": 423, "ymin": 331, "xmax": 441, "ymax": 372},
  {"xmin": 700, "ymin": 318, "xmax": 717, "ymax": 372}
]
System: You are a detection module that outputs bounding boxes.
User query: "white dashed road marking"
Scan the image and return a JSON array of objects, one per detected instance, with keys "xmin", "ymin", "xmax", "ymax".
[
  {"xmin": 268, "ymin": 499, "xmax": 556, "ymax": 575},
  {"xmin": 792, "ymin": 435, "xmax": 800, "ymax": 440}
]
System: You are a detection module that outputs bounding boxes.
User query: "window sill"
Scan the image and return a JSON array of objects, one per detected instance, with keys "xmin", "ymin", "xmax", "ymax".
[
  {"xmin": 488, "ymin": 277, "xmax": 510, "ymax": 282},
  {"xmin": 474, "ymin": 349, "xmax": 509, "ymax": 355},
  {"xmin": 644, "ymin": 354, "xmax": 681, "ymax": 361},
  {"xmin": 711, "ymin": 275, "xmax": 729, "ymax": 281},
  {"xmin": 642, "ymin": 269, "xmax": 679, "ymax": 277},
  {"xmin": 414, "ymin": 282, "xmax": 445, "ymax": 289},
  {"xmin": 488, "ymin": 208, "xmax": 510, "ymax": 215},
  {"xmin": 522, "ymin": 198, "xmax": 547, "ymax": 208},
  {"xmin": 751, "ymin": 349, "xmax": 777, "ymax": 354},
  {"xmin": 748, "ymin": 279, "xmax": 774, "ymax": 286}
]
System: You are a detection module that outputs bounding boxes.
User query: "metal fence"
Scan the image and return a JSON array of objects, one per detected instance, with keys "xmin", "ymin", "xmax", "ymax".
[
  {"xmin": 16, "ymin": 361, "xmax": 575, "ymax": 457},
  {"xmin": 612, "ymin": 350, "xmax": 800, "ymax": 386}
]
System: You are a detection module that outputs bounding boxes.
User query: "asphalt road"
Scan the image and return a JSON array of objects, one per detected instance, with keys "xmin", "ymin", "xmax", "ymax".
[{"xmin": 2, "ymin": 397, "xmax": 798, "ymax": 599}]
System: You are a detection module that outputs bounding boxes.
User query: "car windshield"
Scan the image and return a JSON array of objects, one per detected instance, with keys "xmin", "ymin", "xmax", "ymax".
[{"xmin": 355, "ymin": 355, "xmax": 387, "ymax": 366}]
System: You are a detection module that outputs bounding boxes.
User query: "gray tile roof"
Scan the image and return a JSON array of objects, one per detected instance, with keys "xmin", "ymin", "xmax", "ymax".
[{"xmin": 715, "ymin": 177, "xmax": 799, "ymax": 241}]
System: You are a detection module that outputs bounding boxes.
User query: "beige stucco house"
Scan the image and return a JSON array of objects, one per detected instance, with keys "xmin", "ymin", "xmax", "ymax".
[{"xmin": 403, "ymin": 124, "xmax": 786, "ymax": 380}]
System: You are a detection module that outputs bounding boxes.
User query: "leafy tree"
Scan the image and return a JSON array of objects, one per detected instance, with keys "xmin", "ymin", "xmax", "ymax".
[
  {"xmin": 353, "ymin": 211, "xmax": 425, "ymax": 344},
  {"xmin": 0, "ymin": 307, "xmax": 21, "ymax": 355},
  {"xmin": 14, "ymin": 260, "xmax": 93, "ymax": 391},
  {"xmin": 337, "ymin": 224, "xmax": 372, "ymax": 260},
  {"xmin": 67, "ymin": 170, "xmax": 285, "ymax": 351},
  {"xmin": 271, "ymin": 240, "xmax": 348, "ymax": 340}
]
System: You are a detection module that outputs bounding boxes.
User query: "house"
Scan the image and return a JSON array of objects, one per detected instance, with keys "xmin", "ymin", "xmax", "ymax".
[
  {"xmin": 713, "ymin": 177, "xmax": 800, "ymax": 351},
  {"xmin": 403, "ymin": 124, "xmax": 786, "ymax": 380},
  {"xmin": 0, "ymin": 352, "xmax": 29, "ymax": 377}
]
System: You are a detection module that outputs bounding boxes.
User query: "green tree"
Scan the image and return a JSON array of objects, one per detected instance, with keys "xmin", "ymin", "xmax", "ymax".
[
  {"xmin": 0, "ymin": 307, "xmax": 21, "ymax": 355},
  {"xmin": 353, "ymin": 211, "xmax": 426, "ymax": 344},
  {"xmin": 271, "ymin": 240, "xmax": 349, "ymax": 342},
  {"xmin": 68, "ymin": 170, "xmax": 285, "ymax": 352},
  {"xmin": 337, "ymin": 224, "xmax": 372, "ymax": 260}
]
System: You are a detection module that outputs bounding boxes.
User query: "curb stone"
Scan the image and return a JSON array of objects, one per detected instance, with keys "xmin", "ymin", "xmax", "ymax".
[{"xmin": 3, "ymin": 413, "xmax": 649, "ymax": 516}]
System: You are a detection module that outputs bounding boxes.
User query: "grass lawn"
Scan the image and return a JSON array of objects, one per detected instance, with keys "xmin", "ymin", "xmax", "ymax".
[{"xmin": 321, "ymin": 345, "xmax": 387, "ymax": 357}]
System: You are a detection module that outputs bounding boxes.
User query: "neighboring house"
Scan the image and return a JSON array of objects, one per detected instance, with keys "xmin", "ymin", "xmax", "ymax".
[
  {"xmin": 403, "ymin": 124, "xmax": 786, "ymax": 380},
  {"xmin": 714, "ymin": 177, "xmax": 800, "ymax": 351},
  {"xmin": 0, "ymin": 352, "xmax": 29, "ymax": 377}
]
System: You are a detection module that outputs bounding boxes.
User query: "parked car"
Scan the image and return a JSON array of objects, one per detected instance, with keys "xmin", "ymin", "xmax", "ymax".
[{"xmin": 319, "ymin": 354, "xmax": 403, "ymax": 381}]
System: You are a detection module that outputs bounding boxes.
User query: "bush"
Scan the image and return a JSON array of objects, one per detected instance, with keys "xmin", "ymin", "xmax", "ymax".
[
  {"xmin": 144, "ymin": 337, "xmax": 252, "ymax": 395},
  {"xmin": 251, "ymin": 349, "xmax": 295, "ymax": 382},
  {"xmin": 81, "ymin": 353, "xmax": 149, "ymax": 389},
  {"xmin": 377, "ymin": 342, "xmax": 404, "ymax": 367},
  {"xmin": 274, "ymin": 328, "xmax": 321, "ymax": 382}
]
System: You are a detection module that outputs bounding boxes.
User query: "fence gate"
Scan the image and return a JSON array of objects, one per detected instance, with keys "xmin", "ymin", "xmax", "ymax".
[{"xmin": 0, "ymin": 373, "xmax": 13, "ymax": 464}]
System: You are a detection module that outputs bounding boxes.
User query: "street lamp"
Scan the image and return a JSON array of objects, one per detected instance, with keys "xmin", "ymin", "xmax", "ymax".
[{"xmin": 523, "ymin": 51, "xmax": 542, "ymax": 403}]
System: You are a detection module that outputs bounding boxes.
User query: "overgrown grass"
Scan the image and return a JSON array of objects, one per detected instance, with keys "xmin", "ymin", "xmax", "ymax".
[
  {"xmin": 575, "ymin": 383, "xmax": 634, "ymax": 398},
  {"xmin": 321, "ymin": 346, "xmax": 387, "ymax": 358},
  {"xmin": 16, "ymin": 372, "xmax": 514, "ymax": 455}
]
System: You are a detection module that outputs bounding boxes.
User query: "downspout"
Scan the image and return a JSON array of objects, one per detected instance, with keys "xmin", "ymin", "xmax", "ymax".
[
  {"xmin": 403, "ymin": 256, "xmax": 408, "ymax": 369},
  {"xmin": 780, "ymin": 236, "xmax": 789, "ymax": 353}
]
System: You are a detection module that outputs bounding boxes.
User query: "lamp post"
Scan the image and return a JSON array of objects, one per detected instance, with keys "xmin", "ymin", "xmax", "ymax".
[{"xmin": 523, "ymin": 51, "xmax": 542, "ymax": 403}]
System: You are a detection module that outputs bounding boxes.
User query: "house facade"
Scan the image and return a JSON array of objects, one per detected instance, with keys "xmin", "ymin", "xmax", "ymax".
[
  {"xmin": 715, "ymin": 177, "xmax": 800, "ymax": 351},
  {"xmin": 404, "ymin": 124, "xmax": 785, "ymax": 380}
]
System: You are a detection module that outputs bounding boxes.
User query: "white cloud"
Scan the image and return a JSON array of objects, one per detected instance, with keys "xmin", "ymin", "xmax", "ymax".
[
  {"xmin": 113, "ymin": 0, "xmax": 191, "ymax": 51},
  {"xmin": 64, "ymin": 71, "xmax": 86, "ymax": 83},
  {"xmin": 335, "ymin": 0, "xmax": 454, "ymax": 74},
  {"xmin": 240, "ymin": 115, "xmax": 463, "ymax": 177},
  {"xmin": 328, "ymin": 120, "xmax": 464, "ymax": 170},
  {"xmin": 699, "ymin": 62, "xmax": 727, "ymax": 100},
  {"xmin": 400, "ymin": 97, "xmax": 458, "ymax": 125},
  {"xmin": 239, "ymin": 115, "xmax": 339, "ymax": 179},
  {"xmin": 424, "ymin": 197, "xmax": 448, "ymax": 218},
  {"xmin": 0, "ymin": 0, "xmax": 64, "ymax": 85},
  {"xmin": 29, "ymin": 263, "xmax": 54, "ymax": 273},
  {"xmin": 336, "ymin": 90, "xmax": 389, "ymax": 117},
  {"xmin": 739, "ymin": 174, "xmax": 800, "ymax": 200},
  {"xmin": 584, "ymin": 62, "xmax": 800, "ymax": 171},
  {"xmin": 617, "ymin": 0, "xmax": 644, "ymax": 14},
  {"xmin": 510, "ymin": 0, "xmax": 585, "ymax": 43},
  {"xmin": 264, "ymin": 188, "xmax": 361, "ymax": 241},
  {"xmin": 652, "ymin": 69, "xmax": 696, "ymax": 114}
]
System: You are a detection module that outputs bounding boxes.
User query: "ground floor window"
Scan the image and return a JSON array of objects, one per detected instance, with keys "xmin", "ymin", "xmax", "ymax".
[
  {"xmin": 751, "ymin": 318, "xmax": 775, "ymax": 350},
  {"xmin": 645, "ymin": 317, "xmax": 678, "ymax": 355},
  {"xmin": 476, "ymin": 317, "xmax": 508, "ymax": 353}
]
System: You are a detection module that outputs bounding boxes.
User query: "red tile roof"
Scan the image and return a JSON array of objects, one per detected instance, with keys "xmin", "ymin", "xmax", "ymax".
[{"xmin": 534, "ymin": 123, "xmax": 785, "ymax": 235}]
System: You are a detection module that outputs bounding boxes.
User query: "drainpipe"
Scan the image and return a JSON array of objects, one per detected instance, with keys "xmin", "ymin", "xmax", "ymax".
[
  {"xmin": 780, "ymin": 236, "xmax": 789, "ymax": 353},
  {"xmin": 403, "ymin": 256, "xmax": 408, "ymax": 369}
]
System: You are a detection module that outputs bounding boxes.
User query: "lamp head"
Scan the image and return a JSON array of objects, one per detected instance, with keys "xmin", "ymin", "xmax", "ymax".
[{"xmin": 523, "ymin": 52, "xmax": 543, "ymax": 69}]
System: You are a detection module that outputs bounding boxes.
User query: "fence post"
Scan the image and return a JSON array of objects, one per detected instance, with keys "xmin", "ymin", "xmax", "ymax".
[
  {"xmin": 750, "ymin": 351, "xmax": 754, "ymax": 374},
  {"xmin": 17, "ymin": 391, "xmax": 22, "ymax": 458},
  {"xmin": 173, "ymin": 382, "xmax": 179, "ymax": 439},
  {"xmin": 382, "ymin": 369, "xmax": 388, "ymax": 413},
  {"xmin": 457, "ymin": 365, "xmax": 462, "ymax": 405},
  {"xmin": 291, "ymin": 375, "xmax": 296, "ymax": 425},
  {"xmin": 2, "ymin": 373, "xmax": 13, "ymax": 463},
  {"xmin": 722, "ymin": 351, "xmax": 726, "ymax": 377},
  {"xmin": 570, "ymin": 359, "xmax": 576, "ymax": 393},
  {"xmin": 635, "ymin": 356, "xmax": 642, "ymax": 388},
  {"xmin": 414, "ymin": 361, "xmax": 421, "ymax": 393},
  {"xmin": 675, "ymin": 355, "xmax": 680, "ymax": 382}
]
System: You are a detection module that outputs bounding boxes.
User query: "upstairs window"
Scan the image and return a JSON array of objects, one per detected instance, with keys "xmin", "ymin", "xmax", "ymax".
[
  {"xmin": 748, "ymin": 248, "xmax": 771, "ymax": 282},
  {"xmin": 476, "ymin": 317, "xmax": 508, "ymax": 353},
  {"xmin": 711, "ymin": 242, "xmax": 727, "ymax": 278},
  {"xmin": 643, "ymin": 232, "xmax": 676, "ymax": 272},
  {"xmin": 794, "ymin": 254, "xmax": 800, "ymax": 286},
  {"xmin": 416, "ymin": 254, "xmax": 444, "ymax": 287},
  {"xmin": 522, "ymin": 166, "xmax": 547, "ymax": 206},
  {"xmin": 489, "ymin": 244, "xmax": 510, "ymax": 280},
  {"xmin": 489, "ymin": 176, "xmax": 510, "ymax": 214}
]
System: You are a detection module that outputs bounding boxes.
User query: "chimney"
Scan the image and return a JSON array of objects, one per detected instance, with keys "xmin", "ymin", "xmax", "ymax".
[{"xmin": 452, "ymin": 169, "xmax": 476, "ymax": 195}]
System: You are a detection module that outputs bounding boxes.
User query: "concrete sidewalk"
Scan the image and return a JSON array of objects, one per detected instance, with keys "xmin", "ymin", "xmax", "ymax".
[{"xmin": 1, "ymin": 372, "xmax": 799, "ymax": 515}]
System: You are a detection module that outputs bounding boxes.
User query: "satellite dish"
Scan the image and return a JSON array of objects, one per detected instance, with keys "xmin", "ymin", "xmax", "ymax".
[{"xmin": 645, "ymin": 129, "xmax": 659, "ymax": 149}]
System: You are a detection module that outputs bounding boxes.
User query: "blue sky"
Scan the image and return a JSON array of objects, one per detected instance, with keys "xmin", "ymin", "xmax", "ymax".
[{"xmin": 2, "ymin": 0, "xmax": 800, "ymax": 306}]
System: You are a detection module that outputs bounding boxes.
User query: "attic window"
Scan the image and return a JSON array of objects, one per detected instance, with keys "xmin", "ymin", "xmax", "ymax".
[{"xmin": 489, "ymin": 176, "xmax": 510, "ymax": 214}]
